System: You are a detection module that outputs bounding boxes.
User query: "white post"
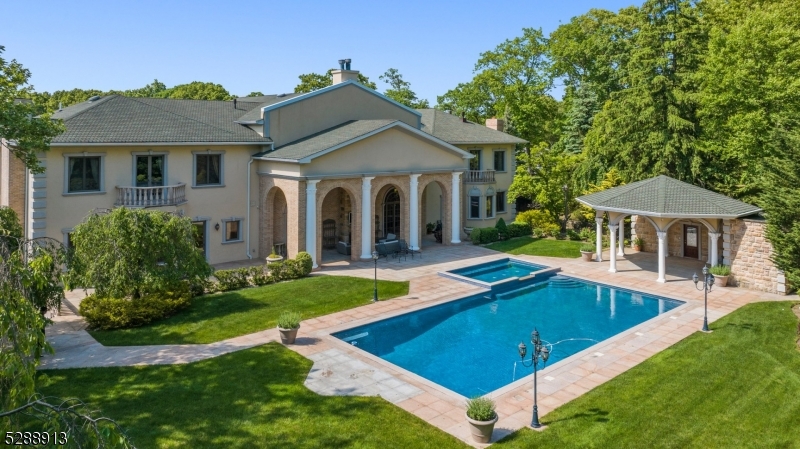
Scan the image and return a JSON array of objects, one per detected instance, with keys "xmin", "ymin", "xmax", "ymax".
[
  {"xmin": 409, "ymin": 174, "xmax": 420, "ymax": 249},
  {"xmin": 360, "ymin": 177, "xmax": 374, "ymax": 259},
  {"xmin": 709, "ymin": 232, "xmax": 720, "ymax": 267},
  {"xmin": 595, "ymin": 215, "xmax": 604, "ymax": 262},
  {"xmin": 305, "ymin": 180, "xmax": 320, "ymax": 268},
  {"xmin": 608, "ymin": 224, "xmax": 618, "ymax": 273},
  {"xmin": 451, "ymin": 172, "xmax": 462, "ymax": 244},
  {"xmin": 657, "ymin": 230, "xmax": 667, "ymax": 283},
  {"xmin": 617, "ymin": 220, "xmax": 625, "ymax": 256}
]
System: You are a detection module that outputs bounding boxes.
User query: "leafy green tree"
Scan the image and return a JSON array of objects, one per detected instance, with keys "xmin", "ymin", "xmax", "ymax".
[
  {"xmin": 157, "ymin": 81, "xmax": 234, "ymax": 101},
  {"xmin": 0, "ymin": 46, "xmax": 65, "ymax": 173},
  {"xmin": 123, "ymin": 79, "xmax": 168, "ymax": 98},
  {"xmin": 294, "ymin": 69, "xmax": 377, "ymax": 93},
  {"xmin": 697, "ymin": 0, "xmax": 800, "ymax": 202},
  {"xmin": 245, "ymin": 91, "xmax": 264, "ymax": 97},
  {"xmin": 582, "ymin": 0, "xmax": 707, "ymax": 185},
  {"xmin": 509, "ymin": 143, "xmax": 581, "ymax": 223},
  {"xmin": 560, "ymin": 82, "xmax": 600, "ymax": 154},
  {"xmin": 436, "ymin": 78, "xmax": 496, "ymax": 124},
  {"xmin": 65, "ymin": 208, "xmax": 212, "ymax": 299},
  {"xmin": 379, "ymin": 68, "xmax": 430, "ymax": 108}
]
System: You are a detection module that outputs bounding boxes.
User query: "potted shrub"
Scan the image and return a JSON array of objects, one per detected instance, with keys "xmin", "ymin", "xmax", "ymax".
[
  {"xmin": 632, "ymin": 237, "xmax": 645, "ymax": 252},
  {"xmin": 426, "ymin": 222, "xmax": 435, "ymax": 234},
  {"xmin": 277, "ymin": 311, "xmax": 301, "ymax": 344},
  {"xmin": 580, "ymin": 243, "xmax": 595, "ymax": 261},
  {"xmin": 465, "ymin": 397, "xmax": 498, "ymax": 443},
  {"xmin": 266, "ymin": 245, "xmax": 283, "ymax": 263},
  {"xmin": 709, "ymin": 264, "xmax": 731, "ymax": 287}
]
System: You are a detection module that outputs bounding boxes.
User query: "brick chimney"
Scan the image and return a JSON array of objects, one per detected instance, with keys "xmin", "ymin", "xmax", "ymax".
[
  {"xmin": 485, "ymin": 117, "xmax": 504, "ymax": 132},
  {"xmin": 331, "ymin": 59, "xmax": 360, "ymax": 84}
]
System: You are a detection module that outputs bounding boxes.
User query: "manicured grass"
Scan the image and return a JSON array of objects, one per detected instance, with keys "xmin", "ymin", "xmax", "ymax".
[
  {"xmin": 496, "ymin": 301, "xmax": 800, "ymax": 448},
  {"xmin": 36, "ymin": 343, "xmax": 467, "ymax": 449},
  {"xmin": 90, "ymin": 276, "xmax": 409, "ymax": 346},
  {"xmin": 485, "ymin": 236, "xmax": 585, "ymax": 258}
]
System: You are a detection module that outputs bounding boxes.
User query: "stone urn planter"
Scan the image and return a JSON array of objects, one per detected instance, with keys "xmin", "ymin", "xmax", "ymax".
[
  {"xmin": 714, "ymin": 275, "xmax": 729, "ymax": 287},
  {"xmin": 466, "ymin": 413, "xmax": 498, "ymax": 444},
  {"xmin": 580, "ymin": 250, "xmax": 594, "ymax": 262},
  {"xmin": 277, "ymin": 311, "xmax": 301, "ymax": 345},
  {"xmin": 708, "ymin": 265, "xmax": 731, "ymax": 287},
  {"xmin": 266, "ymin": 255, "xmax": 284, "ymax": 263}
]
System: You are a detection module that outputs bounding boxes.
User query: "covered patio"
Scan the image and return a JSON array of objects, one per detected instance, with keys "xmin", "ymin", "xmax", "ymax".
[{"xmin": 577, "ymin": 176, "xmax": 762, "ymax": 284}]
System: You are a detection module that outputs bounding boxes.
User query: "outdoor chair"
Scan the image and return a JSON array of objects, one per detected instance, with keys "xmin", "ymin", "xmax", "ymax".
[
  {"xmin": 375, "ymin": 242, "xmax": 391, "ymax": 259},
  {"xmin": 433, "ymin": 221, "xmax": 443, "ymax": 244}
]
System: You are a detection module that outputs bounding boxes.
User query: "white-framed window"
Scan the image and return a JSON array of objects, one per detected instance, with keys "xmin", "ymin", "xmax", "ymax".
[
  {"xmin": 63, "ymin": 153, "xmax": 105, "ymax": 194},
  {"xmin": 221, "ymin": 217, "xmax": 243, "ymax": 243},
  {"xmin": 131, "ymin": 151, "xmax": 168, "ymax": 187},
  {"xmin": 496, "ymin": 191, "xmax": 507, "ymax": 213},
  {"xmin": 493, "ymin": 150, "xmax": 506, "ymax": 172},
  {"xmin": 485, "ymin": 187, "xmax": 495, "ymax": 218},
  {"xmin": 192, "ymin": 150, "xmax": 225, "ymax": 187},
  {"xmin": 468, "ymin": 187, "xmax": 481, "ymax": 219},
  {"xmin": 468, "ymin": 148, "xmax": 482, "ymax": 171}
]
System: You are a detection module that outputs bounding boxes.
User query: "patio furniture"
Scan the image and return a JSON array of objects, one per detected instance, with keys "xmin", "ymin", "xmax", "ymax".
[
  {"xmin": 386, "ymin": 233, "xmax": 396, "ymax": 241},
  {"xmin": 336, "ymin": 241, "xmax": 351, "ymax": 255},
  {"xmin": 274, "ymin": 242, "xmax": 286, "ymax": 258},
  {"xmin": 433, "ymin": 221, "xmax": 443, "ymax": 244},
  {"xmin": 376, "ymin": 240, "xmax": 403, "ymax": 260},
  {"xmin": 322, "ymin": 219, "xmax": 336, "ymax": 249}
]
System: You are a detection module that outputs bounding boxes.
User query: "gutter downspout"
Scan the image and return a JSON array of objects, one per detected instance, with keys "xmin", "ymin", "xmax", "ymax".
[{"xmin": 245, "ymin": 143, "xmax": 274, "ymax": 260}]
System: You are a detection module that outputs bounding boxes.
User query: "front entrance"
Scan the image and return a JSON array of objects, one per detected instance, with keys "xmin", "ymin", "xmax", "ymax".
[
  {"xmin": 192, "ymin": 221, "xmax": 207, "ymax": 260},
  {"xmin": 684, "ymin": 225, "xmax": 699, "ymax": 258}
]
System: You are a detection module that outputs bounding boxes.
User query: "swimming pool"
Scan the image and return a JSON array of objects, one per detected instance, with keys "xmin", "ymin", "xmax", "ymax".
[
  {"xmin": 333, "ymin": 274, "xmax": 683, "ymax": 397},
  {"xmin": 441, "ymin": 258, "xmax": 549, "ymax": 287}
]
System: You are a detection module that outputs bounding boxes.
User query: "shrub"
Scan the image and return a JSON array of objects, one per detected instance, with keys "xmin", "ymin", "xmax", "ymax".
[
  {"xmin": 507, "ymin": 222, "xmax": 531, "ymax": 238},
  {"xmin": 277, "ymin": 311, "xmax": 301, "ymax": 329},
  {"xmin": 80, "ymin": 288, "xmax": 192, "ymax": 330},
  {"xmin": 532, "ymin": 228, "xmax": 545, "ymax": 238},
  {"xmin": 580, "ymin": 243, "xmax": 595, "ymax": 253},
  {"xmin": 543, "ymin": 223, "xmax": 562, "ymax": 237},
  {"xmin": 465, "ymin": 397, "xmax": 496, "ymax": 422},
  {"xmin": 214, "ymin": 268, "xmax": 250, "ymax": 292},
  {"xmin": 515, "ymin": 210, "xmax": 559, "ymax": 232},
  {"xmin": 632, "ymin": 237, "xmax": 645, "ymax": 249},
  {"xmin": 709, "ymin": 265, "xmax": 731, "ymax": 276},
  {"xmin": 495, "ymin": 218, "xmax": 508, "ymax": 240},
  {"xmin": 567, "ymin": 229, "xmax": 581, "ymax": 241},
  {"xmin": 470, "ymin": 228, "xmax": 483, "ymax": 245},
  {"xmin": 478, "ymin": 227, "xmax": 499, "ymax": 244},
  {"xmin": 578, "ymin": 227, "xmax": 593, "ymax": 241},
  {"xmin": 268, "ymin": 261, "xmax": 288, "ymax": 281},
  {"xmin": 249, "ymin": 265, "xmax": 273, "ymax": 286},
  {"xmin": 294, "ymin": 252, "xmax": 314, "ymax": 276}
]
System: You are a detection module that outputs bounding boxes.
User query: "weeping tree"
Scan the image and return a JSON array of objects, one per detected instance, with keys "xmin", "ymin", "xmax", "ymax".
[
  {"xmin": 65, "ymin": 207, "xmax": 211, "ymax": 299},
  {"xmin": 0, "ymin": 207, "xmax": 133, "ymax": 447}
]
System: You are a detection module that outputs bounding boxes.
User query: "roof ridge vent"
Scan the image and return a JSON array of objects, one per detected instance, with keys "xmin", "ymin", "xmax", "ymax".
[{"xmin": 87, "ymin": 95, "xmax": 101, "ymax": 102}]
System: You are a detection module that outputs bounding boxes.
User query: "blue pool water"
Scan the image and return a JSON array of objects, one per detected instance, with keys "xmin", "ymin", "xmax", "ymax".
[
  {"xmin": 447, "ymin": 258, "xmax": 547, "ymax": 283},
  {"xmin": 333, "ymin": 274, "xmax": 683, "ymax": 397}
]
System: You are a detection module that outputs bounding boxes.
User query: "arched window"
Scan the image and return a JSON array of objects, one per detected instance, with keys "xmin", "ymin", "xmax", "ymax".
[{"xmin": 383, "ymin": 188, "xmax": 401, "ymax": 237}]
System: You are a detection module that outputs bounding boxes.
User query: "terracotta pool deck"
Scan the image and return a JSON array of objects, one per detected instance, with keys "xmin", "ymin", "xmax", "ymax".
[{"xmin": 43, "ymin": 244, "xmax": 792, "ymax": 447}]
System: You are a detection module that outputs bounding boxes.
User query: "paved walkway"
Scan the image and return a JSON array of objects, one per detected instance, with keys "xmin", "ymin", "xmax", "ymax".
[{"xmin": 42, "ymin": 244, "xmax": 793, "ymax": 447}]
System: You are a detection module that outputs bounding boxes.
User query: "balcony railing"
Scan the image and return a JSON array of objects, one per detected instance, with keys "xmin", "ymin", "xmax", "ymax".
[
  {"xmin": 463, "ymin": 170, "xmax": 496, "ymax": 183},
  {"xmin": 115, "ymin": 183, "xmax": 187, "ymax": 208}
]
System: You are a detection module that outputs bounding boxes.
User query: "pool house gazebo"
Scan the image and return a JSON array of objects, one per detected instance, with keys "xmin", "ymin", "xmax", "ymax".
[{"xmin": 576, "ymin": 175, "xmax": 762, "ymax": 283}]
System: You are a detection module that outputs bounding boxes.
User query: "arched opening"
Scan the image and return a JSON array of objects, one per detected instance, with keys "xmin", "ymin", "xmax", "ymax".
[
  {"xmin": 420, "ymin": 180, "xmax": 448, "ymax": 247},
  {"xmin": 319, "ymin": 187, "xmax": 356, "ymax": 262},
  {"xmin": 268, "ymin": 187, "xmax": 288, "ymax": 258},
  {"xmin": 383, "ymin": 188, "xmax": 401, "ymax": 238}
]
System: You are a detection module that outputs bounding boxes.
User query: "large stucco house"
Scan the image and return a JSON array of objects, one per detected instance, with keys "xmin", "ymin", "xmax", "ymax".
[{"xmin": 0, "ymin": 63, "xmax": 525, "ymax": 267}]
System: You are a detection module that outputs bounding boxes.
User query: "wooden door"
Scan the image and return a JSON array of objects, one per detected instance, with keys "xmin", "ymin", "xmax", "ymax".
[{"xmin": 684, "ymin": 225, "xmax": 699, "ymax": 258}]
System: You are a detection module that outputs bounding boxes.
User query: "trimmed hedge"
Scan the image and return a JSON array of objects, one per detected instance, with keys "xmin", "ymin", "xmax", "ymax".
[
  {"xmin": 471, "ymin": 228, "xmax": 483, "ymax": 245},
  {"xmin": 214, "ymin": 268, "xmax": 250, "ymax": 292},
  {"xmin": 507, "ymin": 222, "xmax": 531, "ymax": 238},
  {"xmin": 80, "ymin": 288, "xmax": 192, "ymax": 330}
]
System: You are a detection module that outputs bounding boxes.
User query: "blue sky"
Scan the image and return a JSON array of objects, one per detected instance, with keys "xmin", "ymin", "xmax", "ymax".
[{"xmin": 3, "ymin": 0, "xmax": 638, "ymax": 103}]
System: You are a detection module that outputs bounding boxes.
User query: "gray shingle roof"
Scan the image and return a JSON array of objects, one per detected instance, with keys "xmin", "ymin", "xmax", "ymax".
[
  {"xmin": 417, "ymin": 109, "xmax": 527, "ymax": 145},
  {"xmin": 51, "ymin": 95, "xmax": 269, "ymax": 144},
  {"xmin": 234, "ymin": 93, "xmax": 305, "ymax": 123},
  {"xmin": 576, "ymin": 175, "xmax": 762, "ymax": 218},
  {"xmin": 256, "ymin": 120, "xmax": 396, "ymax": 160}
]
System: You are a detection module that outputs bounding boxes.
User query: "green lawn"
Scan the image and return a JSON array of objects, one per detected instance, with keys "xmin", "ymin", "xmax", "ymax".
[
  {"xmin": 485, "ymin": 236, "xmax": 584, "ymax": 258},
  {"xmin": 36, "ymin": 343, "xmax": 467, "ymax": 449},
  {"xmin": 89, "ymin": 276, "xmax": 409, "ymax": 346},
  {"xmin": 496, "ymin": 301, "xmax": 800, "ymax": 448}
]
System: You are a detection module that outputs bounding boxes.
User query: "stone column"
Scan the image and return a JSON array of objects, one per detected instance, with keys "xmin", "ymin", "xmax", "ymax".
[
  {"xmin": 305, "ymin": 180, "xmax": 320, "ymax": 268},
  {"xmin": 360, "ymin": 177, "xmax": 374, "ymax": 259},
  {"xmin": 608, "ymin": 224, "xmax": 618, "ymax": 273},
  {"xmin": 617, "ymin": 221, "xmax": 625, "ymax": 256},
  {"xmin": 409, "ymin": 174, "xmax": 421, "ymax": 249},
  {"xmin": 657, "ymin": 230, "xmax": 667, "ymax": 283},
  {"xmin": 709, "ymin": 232, "xmax": 721, "ymax": 267},
  {"xmin": 595, "ymin": 215, "xmax": 604, "ymax": 262},
  {"xmin": 451, "ymin": 172, "xmax": 462, "ymax": 244}
]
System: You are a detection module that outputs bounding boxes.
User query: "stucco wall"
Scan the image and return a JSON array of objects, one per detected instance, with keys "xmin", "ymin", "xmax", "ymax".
[
  {"xmin": 267, "ymin": 84, "xmax": 420, "ymax": 147},
  {"xmin": 459, "ymin": 144, "xmax": 515, "ymax": 229},
  {"xmin": 725, "ymin": 218, "xmax": 789, "ymax": 294}
]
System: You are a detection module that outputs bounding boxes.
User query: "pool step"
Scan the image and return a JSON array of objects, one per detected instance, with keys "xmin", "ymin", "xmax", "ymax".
[{"xmin": 547, "ymin": 276, "xmax": 584, "ymax": 289}]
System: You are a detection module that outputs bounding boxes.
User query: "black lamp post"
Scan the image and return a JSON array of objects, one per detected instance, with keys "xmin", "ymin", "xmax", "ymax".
[
  {"xmin": 372, "ymin": 250, "xmax": 379, "ymax": 303},
  {"xmin": 562, "ymin": 184, "xmax": 569, "ymax": 234},
  {"xmin": 517, "ymin": 328, "xmax": 550, "ymax": 428},
  {"xmin": 693, "ymin": 265, "xmax": 715, "ymax": 332}
]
